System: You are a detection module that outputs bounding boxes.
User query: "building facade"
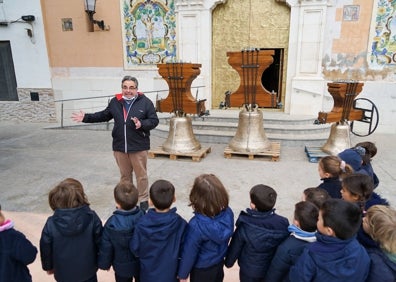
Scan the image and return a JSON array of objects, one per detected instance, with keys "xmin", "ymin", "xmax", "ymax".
[{"xmin": 0, "ymin": 0, "xmax": 394, "ymax": 133}]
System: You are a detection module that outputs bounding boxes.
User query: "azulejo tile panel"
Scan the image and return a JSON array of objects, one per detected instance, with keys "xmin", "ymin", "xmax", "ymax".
[
  {"xmin": 122, "ymin": 0, "xmax": 176, "ymax": 67},
  {"xmin": 370, "ymin": 0, "xmax": 396, "ymax": 66}
]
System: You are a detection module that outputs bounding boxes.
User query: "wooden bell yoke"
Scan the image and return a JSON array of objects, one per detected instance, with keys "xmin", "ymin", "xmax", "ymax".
[
  {"xmin": 316, "ymin": 81, "xmax": 365, "ymax": 155},
  {"xmin": 317, "ymin": 81, "xmax": 364, "ymax": 124},
  {"xmin": 156, "ymin": 63, "xmax": 206, "ymax": 116},
  {"xmin": 227, "ymin": 49, "xmax": 277, "ymax": 108}
]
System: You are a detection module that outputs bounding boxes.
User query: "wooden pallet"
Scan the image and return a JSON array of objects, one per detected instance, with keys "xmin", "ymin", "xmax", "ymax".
[
  {"xmin": 224, "ymin": 142, "xmax": 280, "ymax": 161},
  {"xmin": 148, "ymin": 146, "xmax": 211, "ymax": 162},
  {"xmin": 304, "ymin": 146, "xmax": 330, "ymax": 163}
]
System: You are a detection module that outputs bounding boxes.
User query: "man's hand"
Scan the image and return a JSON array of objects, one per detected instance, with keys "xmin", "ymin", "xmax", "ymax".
[
  {"xmin": 71, "ymin": 110, "xmax": 85, "ymax": 122},
  {"xmin": 132, "ymin": 117, "xmax": 141, "ymax": 129}
]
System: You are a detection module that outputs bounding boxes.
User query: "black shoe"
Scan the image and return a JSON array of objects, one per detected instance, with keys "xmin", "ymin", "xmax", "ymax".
[{"xmin": 140, "ymin": 201, "xmax": 148, "ymax": 212}]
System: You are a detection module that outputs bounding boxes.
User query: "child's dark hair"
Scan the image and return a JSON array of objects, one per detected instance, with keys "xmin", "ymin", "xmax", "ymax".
[
  {"xmin": 342, "ymin": 173, "xmax": 374, "ymax": 207},
  {"xmin": 319, "ymin": 155, "xmax": 353, "ymax": 177},
  {"xmin": 150, "ymin": 179, "xmax": 175, "ymax": 210},
  {"xmin": 303, "ymin": 187, "xmax": 330, "ymax": 208},
  {"xmin": 114, "ymin": 181, "xmax": 138, "ymax": 210},
  {"xmin": 48, "ymin": 178, "xmax": 90, "ymax": 210},
  {"xmin": 250, "ymin": 184, "xmax": 277, "ymax": 212},
  {"xmin": 321, "ymin": 199, "xmax": 362, "ymax": 240},
  {"xmin": 189, "ymin": 174, "xmax": 229, "ymax": 217},
  {"xmin": 294, "ymin": 201, "xmax": 319, "ymax": 232},
  {"xmin": 354, "ymin": 141, "xmax": 377, "ymax": 165}
]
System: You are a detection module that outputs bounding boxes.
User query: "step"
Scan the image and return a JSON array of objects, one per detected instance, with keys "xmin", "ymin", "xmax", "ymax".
[
  {"xmin": 56, "ymin": 110, "xmax": 331, "ymax": 147},
  {"xmin": 155, "ymin": 110, "xmax": 330, "ymax": 146},
  {"xmin": 165, "ymin": 120, "xmax": 330, "ymax": 135},
  {"xmin": 152, "ymin": 123, "xmax": 330, "ymax": 146}
]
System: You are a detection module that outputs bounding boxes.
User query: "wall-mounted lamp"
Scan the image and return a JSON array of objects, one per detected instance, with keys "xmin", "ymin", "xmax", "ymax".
[
  {"xmin": 84, "ymin": 0, "xmax": 105, "ymax": 31},
  {"xmin": 0, "ymin": 15, "xmax": 36, "ymax": 43}
]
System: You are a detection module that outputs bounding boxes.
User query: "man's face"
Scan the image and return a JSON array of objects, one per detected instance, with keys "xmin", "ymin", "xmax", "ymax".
[{"xmin": 122, "ymin": 80, "xmax": 138, "ymax": 98}]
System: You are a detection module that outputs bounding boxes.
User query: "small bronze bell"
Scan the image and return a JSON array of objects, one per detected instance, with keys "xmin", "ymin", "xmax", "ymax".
[
  {"xmin": 162, "ymin": 116, "xmax": 201, "ymax": 153},
  {"xmin": 321, "ymin": 122, "xmax": 352, "ymax": 155},
  {"xmin": 229, "ymin": 107, "xmax": 271, "ymax": 153}
]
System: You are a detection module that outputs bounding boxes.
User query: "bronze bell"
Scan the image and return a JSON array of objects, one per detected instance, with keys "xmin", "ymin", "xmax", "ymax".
[
  {"xmin": 229, "ymin": 107, "xmax": 271, "ymax": 153},
  {"xmin": 321, "ymin": 122, "xmax": 352, "ymax": 155},
  {"xmin": 162, "ymin": 116, "xmax": 201, "ymax": 153}
]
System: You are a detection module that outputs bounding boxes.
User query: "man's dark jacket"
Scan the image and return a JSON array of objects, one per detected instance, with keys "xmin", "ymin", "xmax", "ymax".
[{"xmin": 82, "ymin": 93, "xmax": 159, "ymax": 153}]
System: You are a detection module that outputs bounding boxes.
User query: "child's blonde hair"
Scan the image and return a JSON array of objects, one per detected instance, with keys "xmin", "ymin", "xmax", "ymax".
[{"xmin": 365, "ymin": 205, "xmax": 396, "ymax": 253}]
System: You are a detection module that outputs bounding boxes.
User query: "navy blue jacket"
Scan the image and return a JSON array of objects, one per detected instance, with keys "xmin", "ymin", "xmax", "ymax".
[
  {"xmin": 265, "ymin": 235, "xmax": 313, "ymax": 282},
  {"xmin": 365, "ymin": 191, "xmax": 389, "ymax": 210},
  {"xmin": 366, "ymin": 248, "xmax": 396, "ymax": 282},
  {"xmin": 318, "ymin": 177, "xmax": 342, "ymax": 199},
  {"xmin": 82, "ymin": 93, "xmax": 159, "ymax": 153},
  {"xmin": 289, "ymin": 233, "xmax": 370, "ymax": 282},
  {"xmin": 0, "ymin": 220, "xmax": 37, "ymax": 282},
  {"xmin": 130, "ymin": 207, "xmax": 187, "ymax": 282},
  {"xmin": 224, "ymin": 208, "xmax": 289, "ymax": 279},
  {"xmin": 40, "ymin": 205, "xmax": 103, "ymax": 282},
  {"xmin": 98, "ymin": 207, "xmax": 144, "ymax": 278},
  {"xmin": 178, "ymin": 207, "xmax": 234, "ymax": 279}
]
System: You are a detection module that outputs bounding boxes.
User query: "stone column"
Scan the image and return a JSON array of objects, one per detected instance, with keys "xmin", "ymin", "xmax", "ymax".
[
  {"xmin": 285, "ymin": 0, "xmax": 331, "ymax": 115},
  {"xmin": 175, "ymin": 0, "xmax": 227, "ymax": 109}
]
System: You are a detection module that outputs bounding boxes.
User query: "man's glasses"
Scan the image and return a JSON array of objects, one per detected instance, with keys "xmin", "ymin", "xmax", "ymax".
[{"xmin": 122, "ymin": 86, "xmax": 137, "ymax": 90}]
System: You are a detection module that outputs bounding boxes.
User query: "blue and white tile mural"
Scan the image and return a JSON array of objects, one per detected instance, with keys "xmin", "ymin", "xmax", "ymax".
[
  {"xmin": 370, "ymin": 0, "xmax": 396, "ymax": 66},
  {"xmin": 122, "ymin": 0, "xmax": 176, "ymax": 66}
]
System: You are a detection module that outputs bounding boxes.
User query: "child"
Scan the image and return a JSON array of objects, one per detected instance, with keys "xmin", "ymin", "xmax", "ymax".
[
  {"xmin": 178, "ymin": 174, "xmax": 234, "ymax": 282},
  {"xmin": 354, "ymin": 141, "xmax": 379, "ymax": 187},
  {"xmin": 340, "ymin": 173, "xmax": 374, "ymax": 211},
  {"xmin": 224, "ymin": 184, "xmax": 289, "ymax": 282},
  {"xmin": 0, "ymin": 204, "xmax": 37, "ymax": 282},
  {"xmin": 98, "ymin": 181, "xmax": 144, "ymax": 282},
  {"xmin": 40, "ymin": 178, "xmax": 103, "ymax": 282},
  {"xmin": 340, "ymin": 150, "xmax": 388, "ymax": 210},
  {"xmin": 265, "ymin": 201, "xmax": 318, "ymax": 282},
  {"xmin": 131, "ymin": 179, "xmax": 187, "ymax": 282},
  {"xmin": 317, "ymin": 155, "xmax": 352, "ymax": 198},
  {"xmin": 363, "ymin": 205, "xmax": 396, "ymax": 282},
  {"xmin": 353, "ymin": 141, "xmax": 388, "ymax": 209},
  {"xmin": 289, "ymin": 199, "xmax": 370, "ymax": 281},
  {"xmin": 302, "ymin": 187, "xmax": 330, "ymax": 208},
  {"xmin": 338, "ymin": 147, "xmax": 368, "ymax": 175},
  {"xmin": 341, "ymin": 173, "xmax": 383, "ymax": 249}
]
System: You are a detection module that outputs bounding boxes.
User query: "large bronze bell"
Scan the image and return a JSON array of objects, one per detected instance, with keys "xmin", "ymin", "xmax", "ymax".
[
  {"xmin": 229, "ymin": 107, "xmax": 271, "ymax": 153},
  {"xmin": 321, "ymin": 122, "xmax": 351, "ymax": 155},
  {"xmin": 162, "ymin": 116, "xmax": 201, "ymax": 153}
]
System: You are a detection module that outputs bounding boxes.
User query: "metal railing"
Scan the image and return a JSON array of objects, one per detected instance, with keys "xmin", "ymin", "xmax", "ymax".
[{"xmin": 54, "ymin": 86, "xmax": 205, "ymax": 128}]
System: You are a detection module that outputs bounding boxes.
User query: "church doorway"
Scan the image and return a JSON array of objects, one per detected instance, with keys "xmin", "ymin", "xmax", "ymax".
[{"xmin": 260, "ymin": 48, "xmax": 284, "ymax": 108}]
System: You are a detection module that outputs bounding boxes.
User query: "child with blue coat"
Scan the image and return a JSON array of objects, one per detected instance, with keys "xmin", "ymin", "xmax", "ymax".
[
  {"xmin": 131, "ymin": 179, "xmax": 187, "ymax": 282},
  {"xmin": 0, "ymin": 205, "xmax": 37, "ymax": 282},
  {"xmin": 224, "ymin": 184, "xmax": 289, "ymax": 282},
  {"xmin": 363, "ymin": 205, "xmax": 396, "ymax": 282},
  {"xmin": 98, "ymin": 181, "xmax": 145, "ymax": 282},
  {"xmin": 265, "ymin": 201, "xmax": 318, "ymax": 282},
  {"xmin": 289, "ymin": 199, "xmax": 370, "ymax": 281},
  {"xmin": 178, "ymin": 174, "xmax": 234, "ymax": 282}
]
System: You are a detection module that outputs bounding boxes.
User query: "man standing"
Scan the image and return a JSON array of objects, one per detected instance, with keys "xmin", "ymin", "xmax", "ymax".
[{"xmin": 72, "ymin": 76, "xmax": 159, "ymax": 211}]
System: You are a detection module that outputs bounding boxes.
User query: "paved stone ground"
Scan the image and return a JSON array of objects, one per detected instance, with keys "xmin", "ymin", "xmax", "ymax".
[{"xmin": 1, "ymin": 121, "xmax": 395, "ymax": 281}]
